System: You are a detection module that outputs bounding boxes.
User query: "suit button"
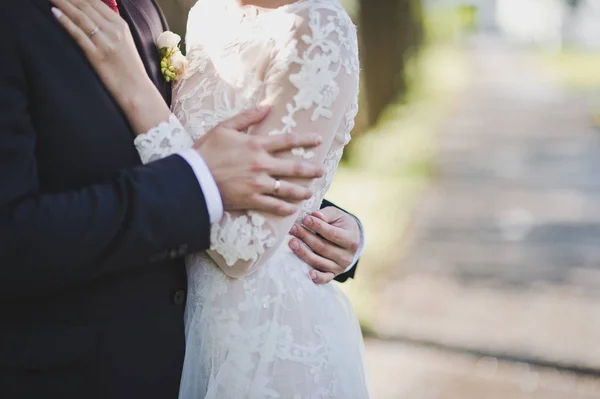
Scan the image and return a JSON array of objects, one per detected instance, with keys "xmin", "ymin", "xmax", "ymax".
[
  {"xmin": 173, "ymin": 290, "xmax": 186, "ymax": 305},
  {"xmin": 178, "ymin": 244, "xmax": 188, "ymax": 257},
  {"xmin": 150, "ymin": 251, "xmax": 169, "ymax": 263}
]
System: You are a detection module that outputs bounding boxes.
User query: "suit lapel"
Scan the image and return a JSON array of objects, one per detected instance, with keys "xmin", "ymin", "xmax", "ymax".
[
  {"xmin": 119, "ymin": 0, "xmax": 172, "ymax": 105},
  {"xmin": 151, "ymin": 0, "xmax": 170, "ymax": 32},
  {"xmin": 120, "ymin": 0, "xmax": 165, "ymax": 39}
]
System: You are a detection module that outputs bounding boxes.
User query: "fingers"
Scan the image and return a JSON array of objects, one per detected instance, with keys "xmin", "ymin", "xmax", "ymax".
[
  {"xmin": 302, "ymin": 213, "xmax": 356, "ymax": 250},
  {"xmin": 269, "ymin": 179, "xmax": 312, "ymax": 201},
  {"xmin": 290, "ymin": 224, "xmax": 353, "ymax": 270},
  {"xmin": 248, "ymin": 175, "xmax": 311, "ymax": 201},
  {"xmin": 266, "ymin": 158, "xmax": 324, "ymax": 180},
  {"xmin": 220, "ymin": 106, "xmax": 270, "ymax": 131},
  {"xmin": 309, "ymin": 270, "xmax": 336, "ymax": 285},
  {"xmin": 248, "ymin": 195, "xmax": 297, "ymax": 216},
  {"xmin": 50, "ymin": 5, "xmax": 97, "ymax": 56},
  {"xmin": 262, "ymin": 132, "xmax": 323, "ymax": 153},
  {"xmin": 51, "ymin": 0, "xmax": 106, "ymax": 33},
  {"xmin": 288, "ymin": 237, "xmax": 343, "ymax": 276}
]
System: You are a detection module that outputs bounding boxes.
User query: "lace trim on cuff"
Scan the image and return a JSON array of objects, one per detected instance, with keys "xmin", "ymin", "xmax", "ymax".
[{"xmin": 134, "ymin": 114, "xmax": 194, "ymax": 164}]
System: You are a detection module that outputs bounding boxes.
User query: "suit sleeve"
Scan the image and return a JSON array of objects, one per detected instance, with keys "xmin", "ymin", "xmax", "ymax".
[
  {"xmin": 320, "ymin": 200, "xmax": 361, "ymax": 282},
  {"xmin": 0, "ymin": 23, "xmax": 211, "ymax": 299}
]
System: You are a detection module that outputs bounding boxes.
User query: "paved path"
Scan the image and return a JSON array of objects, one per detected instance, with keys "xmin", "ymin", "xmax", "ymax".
[
  {"xmin": 365, "ymin": 339, "xmax": 600, "ymax": 399},
  {"xmin": 366, "ymin": 37, "xmax": 600, "ymax": 397}
]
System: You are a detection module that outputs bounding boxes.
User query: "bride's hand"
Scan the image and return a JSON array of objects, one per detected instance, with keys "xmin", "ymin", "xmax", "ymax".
[{"xmin": 51, "ymin": 0, "xmax": 165, "ymax": 131}]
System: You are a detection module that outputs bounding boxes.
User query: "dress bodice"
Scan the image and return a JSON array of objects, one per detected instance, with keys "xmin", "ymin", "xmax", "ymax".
[
  {"xmin": 134, "ymin": 0, "xmax": 359, "ymax": 277},
  {"xmin": 173, "ymin": 0, "xmax": 358, "ymax": 222}
]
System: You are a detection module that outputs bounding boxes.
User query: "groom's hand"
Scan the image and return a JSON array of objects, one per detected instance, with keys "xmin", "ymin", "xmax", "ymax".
[
  {"xmin": 289, "ymin": 207, "xmax": 361, "ymax": 284},
  {"xmin": 194, "ymin": 107, "xmax": 324, "ymax": 216}
]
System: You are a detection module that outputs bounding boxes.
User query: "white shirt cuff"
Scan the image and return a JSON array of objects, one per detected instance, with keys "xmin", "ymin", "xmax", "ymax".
[
  {"xmin": 344, "ymin": 215, "xmax": 364, "ymax": 273},
  {"xmin": 177, "ymin": 148, "xmax": 224, "ymax": 224}
]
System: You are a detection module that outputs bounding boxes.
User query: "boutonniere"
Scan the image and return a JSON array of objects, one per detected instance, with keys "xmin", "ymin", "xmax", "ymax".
[{"xmin": 156, "ymin": 31, "xmax": 189, "ymax": 83}]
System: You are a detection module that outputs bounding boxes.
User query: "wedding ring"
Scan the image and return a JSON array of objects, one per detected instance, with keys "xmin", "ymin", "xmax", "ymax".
[
  {"xmin": 88, "ymin": 26, "xmax": 100, "ymax": 38},
  {"xmin": 273, "ymin": 179, "xmax": 281, "ymax": 195}
]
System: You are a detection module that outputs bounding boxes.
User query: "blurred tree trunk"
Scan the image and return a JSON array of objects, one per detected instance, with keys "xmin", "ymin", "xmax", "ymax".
[
  {"xmin": 358, "ymin": 0, "xmax": 423, "ymax": 126},
  {"xmin": 156, "ymin": 0, "xmax": 196, "ymax": 40}
]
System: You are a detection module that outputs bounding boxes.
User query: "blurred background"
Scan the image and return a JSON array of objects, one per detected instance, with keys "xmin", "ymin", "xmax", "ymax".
[{"xmin": 159, "ymin": 0, "xmax": 600, "ymax": 397}]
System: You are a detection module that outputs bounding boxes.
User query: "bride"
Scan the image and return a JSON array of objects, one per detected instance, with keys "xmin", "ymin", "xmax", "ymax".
[{"xmin": 51, "ymin": 0, "xmax": 368, "ymax": 397}]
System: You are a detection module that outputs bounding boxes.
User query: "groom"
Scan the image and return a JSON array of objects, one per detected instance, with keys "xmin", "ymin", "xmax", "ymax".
[{"xmin": 0, "ymin": 0, "xmax": 363, "ymax": 398}]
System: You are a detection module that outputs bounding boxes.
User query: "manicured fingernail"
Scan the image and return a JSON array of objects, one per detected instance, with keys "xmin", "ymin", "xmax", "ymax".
[
  {"xmin": 310, "ymin": 271, "xmax": 318, "ymax": 281},
  {"xmin": 51, "ymin": 7, "xmax": 63, "ymax": 18},
  {"xmin": 313, "ymin": 211, "xmax": 324, "ymax": 219},
  {"xmin": 303, "ymin": 216, "xmax": 313, "ymax": 227},
  {"xmin": 290, "ymin": 224, "xmax": 298, "ymax": 234},
  {"xmin": 289, "ymin": 239, "xmax": 300, "ymax": 251}
]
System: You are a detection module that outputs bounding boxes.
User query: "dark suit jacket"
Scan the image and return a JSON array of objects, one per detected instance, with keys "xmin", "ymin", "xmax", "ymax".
[{"xmin": 0, "ymin": 1, "xmax": 211, "ymax": 397}]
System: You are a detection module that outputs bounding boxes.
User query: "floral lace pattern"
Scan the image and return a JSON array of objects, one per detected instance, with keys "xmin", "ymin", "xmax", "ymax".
[
  {"xmin": 134, "ymin": 114, "xmax": 193, "ymax": 163},
  {"xmin": 133, "ymin": 0, "xmax": 368, "ymax": 397},
  {"xmin": 209, "ymin": 212, "xmax": 277, "ymax": 270}
]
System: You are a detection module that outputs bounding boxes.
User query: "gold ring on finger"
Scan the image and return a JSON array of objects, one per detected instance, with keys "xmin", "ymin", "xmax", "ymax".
[{"xmin": 88, "ymin": 26, "xmax": 100, "ymax": 38}]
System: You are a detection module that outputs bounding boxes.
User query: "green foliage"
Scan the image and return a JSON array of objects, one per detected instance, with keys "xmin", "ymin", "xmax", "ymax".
[
  {"xmin": 458, "ymin": 5, "xmax": 477, "ymax": 31},
  {"xmin": 423, "ymin": 6, "xmax": 464, "ymax": 44},
  {"xmin": 339, "ymin": 0, "xmax": 359, "ymax": 20},
  {"xmin": 539, "ymin": 50, "xmax": 600, "ymax": 91}
]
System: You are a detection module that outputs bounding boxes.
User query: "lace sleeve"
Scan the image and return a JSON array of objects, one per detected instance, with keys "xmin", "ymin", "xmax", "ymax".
[
  {"xmin": 207, "ymin": 5, "xmax": 359, "ymax": 278},
  {"xmin": 133, "ymin": 114, "xmax": 195, "ymax": 164}
]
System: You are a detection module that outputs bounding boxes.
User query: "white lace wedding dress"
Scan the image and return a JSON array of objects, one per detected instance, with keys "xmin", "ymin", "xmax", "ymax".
[{"xmin": 134, "ymin": 0, "xmax": 368, "ymax": 397}]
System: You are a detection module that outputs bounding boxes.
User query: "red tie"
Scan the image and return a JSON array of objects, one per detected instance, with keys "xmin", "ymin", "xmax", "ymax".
[{"xmin": 101, "ymin": 0, "xmax": 120, "ymax": 14}]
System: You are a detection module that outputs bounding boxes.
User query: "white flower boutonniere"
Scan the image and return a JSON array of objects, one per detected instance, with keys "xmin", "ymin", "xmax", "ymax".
[{"xmin": 156, "ymin": 31, "xmax": 189, "ymax": 83}]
